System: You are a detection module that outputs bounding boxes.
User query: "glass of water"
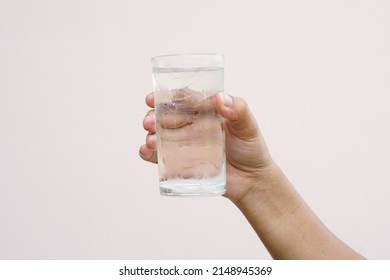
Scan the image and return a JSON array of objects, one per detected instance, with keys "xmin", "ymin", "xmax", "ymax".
[{"xmin": 151, "ymin": 53, "xmax": 226, "ymax": 196}]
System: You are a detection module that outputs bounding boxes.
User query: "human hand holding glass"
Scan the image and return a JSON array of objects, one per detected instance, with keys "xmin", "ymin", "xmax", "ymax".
[
  {"xmin": 139, "ymin": 91, "xmax": 274, "ymax": 203},
  {"xmin": 139, "ymin": 91, "xmax": 364, "ymax": 260}
]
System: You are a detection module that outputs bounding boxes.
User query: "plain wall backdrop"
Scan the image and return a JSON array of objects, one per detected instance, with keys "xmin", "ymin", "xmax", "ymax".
[{"xmin": 1, "ymin": 0, "xmax": 390, "ymax": 259}]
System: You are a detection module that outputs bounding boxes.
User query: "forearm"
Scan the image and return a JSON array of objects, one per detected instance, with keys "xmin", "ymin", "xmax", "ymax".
[{"xmin": 234, "ymin": 163, "xmax": 365, "ymax": 260}]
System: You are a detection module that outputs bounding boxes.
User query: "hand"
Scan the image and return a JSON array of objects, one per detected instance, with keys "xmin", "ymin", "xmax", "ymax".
[
  {"xmin": 139, "ymin": 92, "xmax": 274, "ymax": 203},
  {"xmin": 139, "ymin": 92, "xmax": 365, "ymax": 259}
]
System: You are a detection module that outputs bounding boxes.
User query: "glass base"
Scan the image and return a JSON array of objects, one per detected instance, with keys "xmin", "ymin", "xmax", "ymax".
[{"xmin": 159, "ymin": 180, "xmax": 226, "ymax": 197}]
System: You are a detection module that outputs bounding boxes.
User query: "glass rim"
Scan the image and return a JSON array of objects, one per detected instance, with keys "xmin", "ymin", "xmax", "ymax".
[{"xmin": 151, "ymin": 53, "xmax": 224, "ymax": 61}]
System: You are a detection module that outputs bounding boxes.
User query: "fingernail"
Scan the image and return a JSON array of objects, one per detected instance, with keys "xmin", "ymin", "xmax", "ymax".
[{"xmin": 223, "ymin": 93, "xmax": 234, "ymax": 108}]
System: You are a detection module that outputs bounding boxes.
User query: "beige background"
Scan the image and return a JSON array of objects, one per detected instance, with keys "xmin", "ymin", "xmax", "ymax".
[{"xmin": 1, "ymin": 0, "xmax": 389, "ymax": 259}]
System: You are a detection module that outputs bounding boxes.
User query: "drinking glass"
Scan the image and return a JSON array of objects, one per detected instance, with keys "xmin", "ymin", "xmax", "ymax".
[{"xmin": 151, "ymin": 53, "xmax": 226, "ymax": 196}]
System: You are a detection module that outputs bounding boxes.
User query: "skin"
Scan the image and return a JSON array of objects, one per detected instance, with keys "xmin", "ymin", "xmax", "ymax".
[{"xmin": 139, "ymin": 92, "xmax": 365, "ymax": 260}]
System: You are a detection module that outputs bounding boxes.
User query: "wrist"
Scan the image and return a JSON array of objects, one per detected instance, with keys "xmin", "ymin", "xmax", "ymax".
[
  {"xmin": 232, "ymin": 160, "xmax": 283, "ymax": 206},
  {"xmin": 233, "ymin": 161, "xmax": 304, "ymax": 225}
]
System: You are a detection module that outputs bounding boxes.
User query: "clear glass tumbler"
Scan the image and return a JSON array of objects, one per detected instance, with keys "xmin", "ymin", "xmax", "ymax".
[{"xmin": 151, "ymin": 53, "xmax": 226, "ymax": 196}]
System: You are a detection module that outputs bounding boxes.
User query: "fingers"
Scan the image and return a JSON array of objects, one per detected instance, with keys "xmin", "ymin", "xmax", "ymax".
[
  {"xmin": 145, "ymin": 132, "xmax": 157, "ymax": 150},
  {"xmin": 143, "ymin": 110, "xmax": 156, "ymax": 133},
  {"xmin": 140, "ymin": 131, "xmax": 157, "ymax": 163},
  {"xmin": 216, "ymin": 92, "xmax": 259, "ymax": 139},
  {"xmin": 145, "ymin": 92, "xmax": 154, "ymax": 108},
  {"xmin": 140, "ymin": 93, "xmax": 157, "ymax": 163},
  {"xmin": 139, "ymin": 144, "xmax": 157, "ymax": 163},
  {"xmin": 216, "ymin": 92, "xmax": 238, "ymax": 121}
]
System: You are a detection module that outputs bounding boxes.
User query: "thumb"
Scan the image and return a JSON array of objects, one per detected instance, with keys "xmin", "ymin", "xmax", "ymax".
[{"xmin": 216, "ymin": 92, "xmax": 259, "ymax": 140}]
